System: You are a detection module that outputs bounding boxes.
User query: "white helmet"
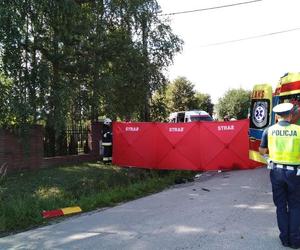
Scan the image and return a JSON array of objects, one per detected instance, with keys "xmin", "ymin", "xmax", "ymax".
[{"xmin": 104, "ymin": 118, "xmax": 112, "ymax": 125}]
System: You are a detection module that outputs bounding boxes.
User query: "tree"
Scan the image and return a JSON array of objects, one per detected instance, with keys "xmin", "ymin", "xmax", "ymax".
[
  {"xmin": 0, "ymin": 0, "xmax": 182, "ymax": 155},
  {"xmin": 216, "ymin": 88, "xmax": 251, "ymax": 120},
  {"xmin": 132, "ymin": 1, "xmax": 183, "ymax": 121},
  {"xmin": 194, "ymin": 92, "xmax": 214, "ymax": 115},
  {"xmin": 0, "ymin": 72, "xmax": 13, "ymax": 126},
  {"xmin": 167, "ymin": 77, "xmax": 197, "ymax": 111},
  {"xmin": 150, "ymin": 87, "xmax": 169, "ymax": 122},
  {"xmin": 0, "ymin": 0, "xmax": 38, "ymax": 124}
]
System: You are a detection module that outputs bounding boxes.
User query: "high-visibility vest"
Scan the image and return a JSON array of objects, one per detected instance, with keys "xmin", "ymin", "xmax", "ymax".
[{"xmin": 268, "ymin": 123, "xmax": 300, "ymax": 165}]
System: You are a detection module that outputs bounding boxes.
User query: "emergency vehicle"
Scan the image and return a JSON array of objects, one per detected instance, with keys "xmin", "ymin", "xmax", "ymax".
[
  {"xmin": 168, "ymin": 110, "xmax": 213, "ymax": 123},
  {"xmin": 249, "ymin": 72, "xmax": 300, "ymax": 164}
]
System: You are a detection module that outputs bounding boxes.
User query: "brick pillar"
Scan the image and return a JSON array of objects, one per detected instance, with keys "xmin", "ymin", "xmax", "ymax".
[
  {"xmin": 29, "ymin": 125, "xmax": 43, "ymax": 170},
  {"xmin": 0, "ymin": 129, "xmax": 14, "ymax": 172},
  {"xmin": 0, "ymin": 129, "xmax": 6, "ymax": 173},
  {"xmin": 89, "ymin": 122, "xmax": 103, "ymax": 156}
]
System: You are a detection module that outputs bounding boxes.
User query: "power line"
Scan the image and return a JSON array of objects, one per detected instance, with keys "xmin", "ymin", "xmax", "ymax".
[
  {"xmin": 159, "ymin": 0, "xmax": 263, "ymax": 16},
  {"xmin": 200, "ymin": 27, "xmax": 300, "ymax": 47}
]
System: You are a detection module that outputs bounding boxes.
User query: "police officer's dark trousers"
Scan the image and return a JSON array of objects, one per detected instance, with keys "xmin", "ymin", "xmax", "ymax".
[{"xmin": 270, "ymin": 167, "xmax": 300, "ymax": 246}]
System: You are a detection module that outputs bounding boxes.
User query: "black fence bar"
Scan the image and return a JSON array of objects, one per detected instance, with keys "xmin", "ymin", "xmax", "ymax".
[{"xmin": 43, "ymin": 125, "xmax": 90, "ymax": 157}]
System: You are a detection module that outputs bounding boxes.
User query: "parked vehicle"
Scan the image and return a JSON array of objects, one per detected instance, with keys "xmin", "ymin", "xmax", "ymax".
[
  {"xmin": 168, "ymin": 110, "xmax": 213, "ymax": 123},
  {"xmin": 248, "ymin": 72, "xmax": 300, "ymax": 163}
]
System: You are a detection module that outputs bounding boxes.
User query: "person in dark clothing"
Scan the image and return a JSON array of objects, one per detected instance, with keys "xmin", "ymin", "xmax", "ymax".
[{"xmin": 102, "ymin": 118, "xmax": 112, "ymax": 164}]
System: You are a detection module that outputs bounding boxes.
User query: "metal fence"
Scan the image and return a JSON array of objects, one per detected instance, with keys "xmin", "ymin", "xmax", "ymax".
[
  {"xmin": 66, "ymin": 126, "xmax": 89, "ymax": 155},
  {"xmin": 43, "ymin": 126, "xmax": 90, "ymax": 157}
]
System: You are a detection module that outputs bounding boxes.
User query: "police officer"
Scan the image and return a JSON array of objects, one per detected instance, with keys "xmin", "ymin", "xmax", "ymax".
[
  {"xmin": 259, "ymin": 102, "xmax": 300, "ymax": 248},
  {"xmin": 102, "ymin": 118, "xmax": 112, "ymax": 164}
]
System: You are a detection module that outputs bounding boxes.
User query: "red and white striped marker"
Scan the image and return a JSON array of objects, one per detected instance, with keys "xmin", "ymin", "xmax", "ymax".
[{"xmin": 42, "ymin": 206, "xmax": 82, "ymax": 219}]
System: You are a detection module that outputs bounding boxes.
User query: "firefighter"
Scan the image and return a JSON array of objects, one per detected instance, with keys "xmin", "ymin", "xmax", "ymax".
[
  {"xmin": 259, "ymin": 103, "xmax": 300, "ymax": 248},
  {"xmin": 102, "ymin": 118, "xmax": 112, "ymax": 164}
]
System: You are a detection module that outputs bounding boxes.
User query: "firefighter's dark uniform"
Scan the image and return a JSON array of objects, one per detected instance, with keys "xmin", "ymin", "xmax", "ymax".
[
  {"xmin": 260, "ymin": 103, "xmax": 300, "ymax": 248},
  {"xmin": 102, "ymin": 120, "xmax": 112, "ymax": 164}
]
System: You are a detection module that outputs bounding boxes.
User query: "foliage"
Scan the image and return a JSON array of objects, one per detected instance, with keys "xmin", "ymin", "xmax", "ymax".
[
  {"xmin": 216, "ymin": 88, "xmax": 251, "ymax": 120},
  {"xmin": 0, "ymin": 163, "xmax": 195, "ymax": 235},
  {"xmin": 0, "ymin": 0, "xmax": 182, "ymax": 155},
  {"xmin": 150, "ymin": 87, "xmax": 169, "ymax": 121},
  {"xmin": 167, "ymin": 76, "xmax": 197, "ymax": 111},
  {"xmin": 194, "ymin": 93, "xmax": 214, "ymax": 115},
  {"xmin": 0, "ymin": 72, "xmax": 14, "ymax": 126},
  {"xmin": 150, "ymin": 76, "xmax": 214, "ymax": 121}
]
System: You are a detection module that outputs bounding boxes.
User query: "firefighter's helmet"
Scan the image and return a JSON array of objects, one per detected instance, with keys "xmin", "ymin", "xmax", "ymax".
[{"xmin": 104, "ymin": 118, "xmax": 112, "ymax": 125}]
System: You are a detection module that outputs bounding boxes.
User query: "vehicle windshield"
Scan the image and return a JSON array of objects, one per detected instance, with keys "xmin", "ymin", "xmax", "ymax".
[{"xmin": 190, "ymin": 116, "xmax": 213, "ymax": 121}]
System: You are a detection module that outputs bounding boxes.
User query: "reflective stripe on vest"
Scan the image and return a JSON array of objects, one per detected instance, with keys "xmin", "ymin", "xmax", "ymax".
[
  {"xmin": 103, "ymin": 157, "xmax": 112, "ymax": 161},
  {"xmin": 102, "ymin": 142, "xmax": 112, "ymax": 146},
  {"xmin": 268, "ymin": 123, "xmax": 300, "ymax": 164}
]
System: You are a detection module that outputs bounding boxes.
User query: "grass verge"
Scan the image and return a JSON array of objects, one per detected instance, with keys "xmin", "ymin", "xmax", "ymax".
[{"xmin": 0, "ymin": 162, "xmax": 195, "ymax": 236}]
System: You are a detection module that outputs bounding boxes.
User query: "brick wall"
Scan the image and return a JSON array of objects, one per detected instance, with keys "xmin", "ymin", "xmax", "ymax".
[
  {"xmin": 0, "ymin": 122, "xmax": 103, "ymax": 173},
  {"xmin": 0, "ymin": 125, "xmax": 43, "ymax": 172}
]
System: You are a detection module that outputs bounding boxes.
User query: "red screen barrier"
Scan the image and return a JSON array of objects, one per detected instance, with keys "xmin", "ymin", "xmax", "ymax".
[{"xmin": 112, "ymin": 120, "xmax": 261, "ymax": 171}]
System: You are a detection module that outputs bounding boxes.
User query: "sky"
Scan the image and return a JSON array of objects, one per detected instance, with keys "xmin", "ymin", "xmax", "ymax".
[{"xmin": 157, "ymin": 0, "xmax": 300, "ymax": 104}]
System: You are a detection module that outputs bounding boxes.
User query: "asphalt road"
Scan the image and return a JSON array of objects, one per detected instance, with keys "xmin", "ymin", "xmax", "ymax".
[{"xmin": 0, "ymin": 167, "xmax": 288, "ymax": 250}]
